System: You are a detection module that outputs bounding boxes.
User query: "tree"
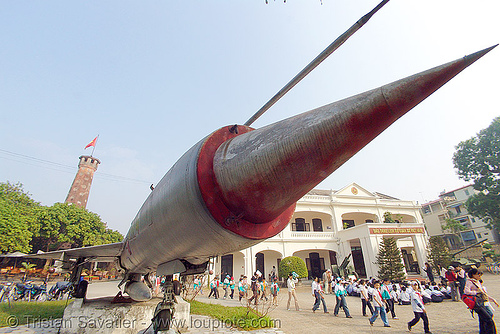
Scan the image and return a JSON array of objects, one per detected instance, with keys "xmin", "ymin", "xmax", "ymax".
[
  {"xmin": 21, "ymin": 261, "xmax": 36, "ymax": 282},
  {"xmin": 375, "ymin": 237, "xmax": 406, "ymax": 281},
  {"xmin": 453, "ymin": 116, "xmax": 500, "ymax": 231},
  {"xmin": 31, "ymin": 202, "xmax": 123, "ymax": 252},
  {"xmin": 427, "ymin": 236, "xmax": 451, "ymax": 270},
  {"xmin": 383, "ymin": 212, "xmax": 395, "ymax": 223},
  {"xmin": 383, "ymin": 211, "xmax": 404, "ymax": 224},
  {"xmin": 0, "ymin": 182, "xmax": 40, "ymax": 253},
  {"xmin": 278, "ymin": 256, "xmax": 308, "ymax": 279},
  {"xmin": 442, "ymin": 218, "xmax": 467, "ymax": 247}
]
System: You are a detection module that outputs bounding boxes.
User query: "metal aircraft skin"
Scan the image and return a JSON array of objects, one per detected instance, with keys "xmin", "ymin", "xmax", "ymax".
[{"xmin": 29, "ymin": 44, "xmax": 497, "ymax": 301}]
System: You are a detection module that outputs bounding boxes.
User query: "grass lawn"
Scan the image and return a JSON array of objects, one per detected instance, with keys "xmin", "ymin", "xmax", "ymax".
[
  {"xmin": 0, "ymin": 300, "xmax": 70, "ymax": 327},
  {"xmin": 188, "ymin": 300, "xmax": 275, "ymax": 330}
]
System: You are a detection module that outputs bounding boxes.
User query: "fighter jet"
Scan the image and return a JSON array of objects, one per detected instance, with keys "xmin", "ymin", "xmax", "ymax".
[{"xmin": 24, "ymin": 1, "xmax": 496, "ymax": 331}]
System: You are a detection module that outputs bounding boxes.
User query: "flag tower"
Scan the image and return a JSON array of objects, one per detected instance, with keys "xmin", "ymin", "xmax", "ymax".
[{"xmin": 65, "ymin": 137, "xmax": 100, "ymax": 208}]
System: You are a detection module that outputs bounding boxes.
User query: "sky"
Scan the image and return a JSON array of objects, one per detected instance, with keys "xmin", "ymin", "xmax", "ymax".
[{"xmin": 1, "ymin": 0, "xmax": 498, "ymax": 235}]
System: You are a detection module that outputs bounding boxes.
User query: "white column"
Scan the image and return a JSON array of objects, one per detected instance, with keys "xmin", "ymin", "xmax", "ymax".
[
  {"xmin": 360, "ymin": 236, "xmax": 378, "ymax": 278},
  {"xmin": 411, "ymin": 234, "xmax": 428, "ymax": 274},
  {"xmin": 243, "ymin": 248, "xmax": 252, "ymax": 278}
]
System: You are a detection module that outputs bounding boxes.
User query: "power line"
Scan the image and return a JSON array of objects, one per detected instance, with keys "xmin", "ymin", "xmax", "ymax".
[{"xmin": 0, "ymin": 149, "xmax": 153, "ymax": 185}]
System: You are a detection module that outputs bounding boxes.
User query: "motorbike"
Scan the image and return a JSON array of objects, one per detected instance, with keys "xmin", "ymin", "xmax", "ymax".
[{"xmin": 48, "ymin": 281, "xmax": 72, "ymax": 300}]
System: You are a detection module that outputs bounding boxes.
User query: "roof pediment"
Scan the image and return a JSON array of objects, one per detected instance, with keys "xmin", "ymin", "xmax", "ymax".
[{"xmin": 334, "ymin": 183, "xmax": 376, "ymax": 198}]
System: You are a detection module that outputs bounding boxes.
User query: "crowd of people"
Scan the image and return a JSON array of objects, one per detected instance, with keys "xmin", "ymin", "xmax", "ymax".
[
  {"xmin": 197, "ymin": 264, "xmax": 498, "ymax": 334},
  {"xmin": 303, "ymin": 264, "xmax": 498, "ymax": 334},
  {"xmin": 202, "ymin": 267, "xmax": 280, "ymax": 306}
]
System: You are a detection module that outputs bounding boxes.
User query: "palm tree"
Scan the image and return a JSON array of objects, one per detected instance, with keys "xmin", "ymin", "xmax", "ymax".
[{"xmin": 21, "ymin": 262, "xmax": 36, "ymax": 282}]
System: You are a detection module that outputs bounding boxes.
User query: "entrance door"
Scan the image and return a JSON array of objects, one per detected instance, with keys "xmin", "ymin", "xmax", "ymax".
[
  {"xmin": 309, "ymin": 252, "xmax": 323, "ymax": 279},
  {"xmin": 329, "ymin": 250, "xmax": 337, "ymax": 267},
  {"xmin": 221, "ymin": 254, "xmax": 233, "ymax": 277},
  {"xmin": 350, "ymin": 247, "xmax": 366, "ymax": 277},
  {"xmin": 255, "ymin": 253, "xmax": 264, "ymax": 276}
]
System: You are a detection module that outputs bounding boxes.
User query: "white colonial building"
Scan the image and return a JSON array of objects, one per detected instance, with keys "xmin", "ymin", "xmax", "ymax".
[{"xmin": 212, "ymin": 183, "xmax": 428, "ymax": 280}]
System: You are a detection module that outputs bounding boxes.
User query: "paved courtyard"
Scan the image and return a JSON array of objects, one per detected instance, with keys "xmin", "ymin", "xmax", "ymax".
[
  {"xmin": 1, "ymin": 273, "xmax": 499, "ymax": 333},
  {"xmin": 193, "ymin": 273, "xmax": 500, "ymax": 334}
]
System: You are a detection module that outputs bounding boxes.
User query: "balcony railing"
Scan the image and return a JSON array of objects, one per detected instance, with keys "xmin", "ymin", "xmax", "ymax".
[
  {"xmin": 270, "ymin": 231, "xmax": 336, "ymax": 240},
  {"xmin": 290, "ymin": 232, "xmax": 335, "ymax": 239}
]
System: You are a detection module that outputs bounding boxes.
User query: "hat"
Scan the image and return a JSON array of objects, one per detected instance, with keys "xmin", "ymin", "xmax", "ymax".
[{"xmin": 448, "ymin": 266, "xmax": 454, "ymax": 270}]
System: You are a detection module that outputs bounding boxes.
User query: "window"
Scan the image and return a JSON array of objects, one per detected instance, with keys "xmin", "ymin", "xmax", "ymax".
[
  {"xmin": 343, "ymin": 220, "xmax": 355, "ymax": 229},
  {"xmin": 461, "ymin": 231, "xmax": 477, "ymax": 242},
  {"xmin": 365, "ymin": 219, "xmax": 374, "ymax": 223},
  {"xmin": 312, "ymin": 219, "xmax": 323, "ymax": 232},
  {"xmin": 478, "ymin": 233, "xmax": 482, "ymax": 238},
  {"xmin": 423, "ymin": 206, "xmax": 431, "ymax": 214},
  {"xmin": 456, "ymin": 206, "xmax": 462, "ymax": 214},
  {"xmin": 465, "ymin": 189, "xmax": 470, "ymax": 196},
  {"xmin": 292, "ymin": 218, "xmax": 310, "ymax": 231},
  {"xmin": 431, "ymin": 203, "xmax": 441, "ymax": 212}
]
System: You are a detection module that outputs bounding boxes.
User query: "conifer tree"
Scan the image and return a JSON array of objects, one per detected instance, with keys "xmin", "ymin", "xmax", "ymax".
[
  {"xmin": 427, "ymin": 236, "xmax": 451, "ymax": 270},
  {"xmin": 375, "ymin": 237, "xmax": 406, "ymax": 281}
]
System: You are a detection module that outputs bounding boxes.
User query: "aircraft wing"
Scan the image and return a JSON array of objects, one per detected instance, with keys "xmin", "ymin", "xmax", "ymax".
[{"xmin": 12, "ymin": 242, "xmax": 125, "ymax": 262}]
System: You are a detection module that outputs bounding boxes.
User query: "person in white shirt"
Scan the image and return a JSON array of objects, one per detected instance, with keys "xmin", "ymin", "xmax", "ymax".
[
  {"xmin": 408, "ymin": 282, "xmax": 431, "ymax": 333},
  {"xmin": 312, "ymin": 277, "xmax": 328, "ymax": 313},
  {"xmin": 390, "ymin": 285, "xmax": 399, "ymax": 305},
  {"xmin": 367, "ymin": 284, "xmax": 375, "ymax": 301},
  {"xmin": 439, "ymin": 265, "xmax": 447, "ymax": 284},
  {"xmin": 369, "ymin": 281, "xmax": 390, "ymax": 327},
  {"xmin": 359, "ymin": 280, "xmax": 374, "ymax": 316},
  {"xmin": 399, "ymin": 286, "xmax": 411, "ymax": 305},
  {"xmin": 287, "ymin": 272, "xmax": 300, "ymax": 311},
  {"xmin": 420, "ymin": 286, "xmax": 432, "ymax": 304}
]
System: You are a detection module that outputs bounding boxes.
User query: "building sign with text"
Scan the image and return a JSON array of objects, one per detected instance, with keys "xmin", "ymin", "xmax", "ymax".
[{"xmin": 369, "ymin": 227, "xmax": 425, "ymax": 234}]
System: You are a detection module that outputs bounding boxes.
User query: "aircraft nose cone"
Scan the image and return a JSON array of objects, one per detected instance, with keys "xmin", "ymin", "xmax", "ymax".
[{"xmin": 211, "ymin": 46, "xmax": 496, "ymax": 224}]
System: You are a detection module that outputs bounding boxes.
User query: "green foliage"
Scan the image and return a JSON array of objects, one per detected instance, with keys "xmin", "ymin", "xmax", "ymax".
[
  {"xmin": 21, "ymin": 262, "xmax": 36, "ymax": 270},
  {"xmin": 0, "ymin": 300, "xmax": 69, "ymax": 327},
  {"xmin": 383, "ymin": 212, "xmax": 395, "ymax": 223},
  {"xmin": 188, "ymin": 300, "xmax": 274, "ymax": 330},
  {"xmin": 442, "ymin": 218, "xmax": 467, "ymax": 247},
  {"xmin": 427, "ymin": 236, "xmax": 451, "ymax": 270},
  {"xmin": 0, "ymin": 181, "xmax": 123, "ymax": 254},
  {"xmin": 278, "ymin": 256, "xmax": 308, "ymax": 279},
  {"xmin": 383, "ymin": 211, "xmax": 403, "ymax": 223},
  {"xmin": 21, "ymin": 261, "xmax": 36, "ymax": 281},
  {"xmin": 32, "ymin": 202, "xmax": 123, "ymax": 252},
  {"xmin": 0, "ymin": 182, "xmax": 40, "ymax": 253},
  {"xmin": 375, "ymin": 237, "xmax": 406, "ymax": 281},
  {"xmin": 442, "ymin": 218, "xmax": 467, "ymax": 234},
  {"xmin": 453, "ymin": 116, "xmax": 500, "ymax": 231}
]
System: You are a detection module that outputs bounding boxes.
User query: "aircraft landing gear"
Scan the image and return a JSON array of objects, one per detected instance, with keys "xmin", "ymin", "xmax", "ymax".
[{"xmin": 152, "ymin": 275, "xmax": 176, "ymax": 333}]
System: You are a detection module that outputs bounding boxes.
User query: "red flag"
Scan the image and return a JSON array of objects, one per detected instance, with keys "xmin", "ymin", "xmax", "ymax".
[{"xmin": 84, "ymin": 136, "xmax": 98, "ymax": 149}]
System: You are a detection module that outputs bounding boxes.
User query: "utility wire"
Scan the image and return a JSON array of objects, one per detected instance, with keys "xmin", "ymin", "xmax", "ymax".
[{"xmin": 0, "ymin": 149, "xmax": 153, "ymax": 185}]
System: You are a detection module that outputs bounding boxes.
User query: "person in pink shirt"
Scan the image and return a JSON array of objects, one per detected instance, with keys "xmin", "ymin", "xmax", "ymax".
[{"xmin": 464, "ymin": 268, "xmax": 499, "ymax": 334}]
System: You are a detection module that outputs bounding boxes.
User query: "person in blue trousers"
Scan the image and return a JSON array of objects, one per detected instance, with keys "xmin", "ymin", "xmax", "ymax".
[
  {"xmin": 334, "ymin": 278, "xmax": 352, "ymax": 318},
  {"xmin": 369, "ymin": 280, "xmax": 390, "ymax": 327},
  {"xmin": 312, "ymin": 277, "xmax": 329, "ymax": 313}
]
